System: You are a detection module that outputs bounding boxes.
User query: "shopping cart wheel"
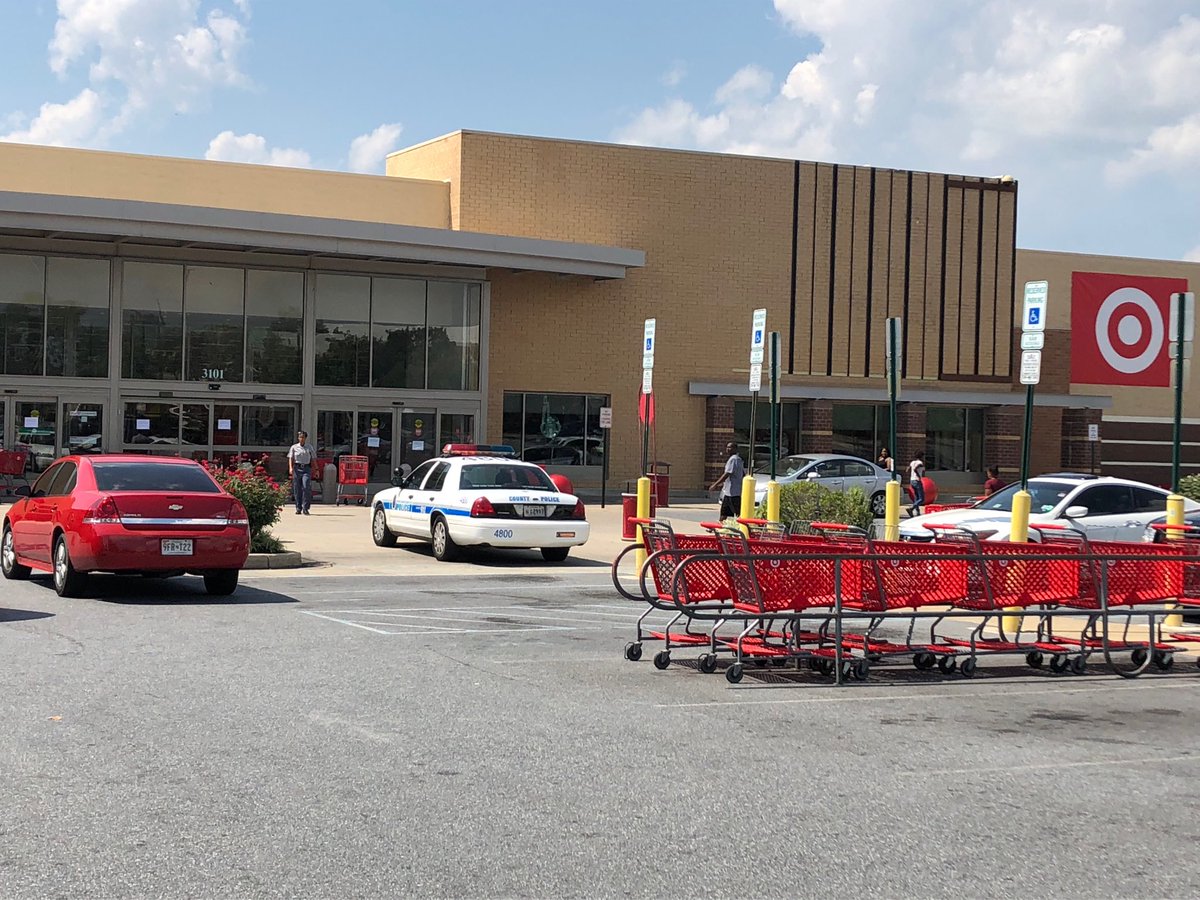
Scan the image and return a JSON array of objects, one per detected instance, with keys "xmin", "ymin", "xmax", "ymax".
[
  {"xmin": 624, "ymin": 642, "xmax": 643, "ymax": 662},
  {"xmin": 1049, "ymin": 654, "xmax": 1069, "ymax": 673},
  {"xmin": 1070, "ymin": 655, "xmax": 1087, "ymax": 675},
  {"xmin": 913, "ymin": 652, "xmax": 935, "ymax": 670},
  {"xmin": 959, "ymin": 658, "xmax": 978, "ymax": 678},
  {"xmin": 725, "ymin": 663, "xmax": 744, "ymax": 684},
  {"xmin": 1025, "ymin": 651, "xmax": 1044, "ymax": 669},
  {"xmin": 652, "ymin": 650, "xmax": 671, "ymax": 670},
  {"xmin": 698, "ymin": 653, "xmax": 718, "ymax": 674},
  {"xmin": 937, "ymin": 656, "xmax": 957, "ymax": 675},
  {"xmin": 851, "ymin": 659, "xmax": 870, "ymax": 681},
  {"xmin": 1153, "ymin": 651, "xmax": 1174, "ymax": 671},
  {"xmin": 1130, "ymin": 646, "xmax": 1149, "ymax": 667},
  {"xmin": 816, "ymin": 658, "xmax": 835, "ymax": 677}
]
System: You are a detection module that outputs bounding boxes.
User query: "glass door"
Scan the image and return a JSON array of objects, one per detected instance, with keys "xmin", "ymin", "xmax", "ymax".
[
  {"xmin": 397, "ymin": 407, "xmax": 436, "ymax": 475},
  {"xmin": 62, "ymin": 401, "xmax": 105, "ymax": 455},
  {"xmin": 358, "ymin": 410, "xmax": 393, "ymax": 482},
  {"xmin": 15, "ymin": 400, "xmax": 58, "ymax": 474}
]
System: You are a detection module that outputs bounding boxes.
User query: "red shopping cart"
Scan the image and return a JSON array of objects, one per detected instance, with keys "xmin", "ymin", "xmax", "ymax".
[
  {"xmin": 0, "ymin": 449, "xmax": 29, "ymax": 496},
  {"xmin": 336, "ymin": 455, "xmax": 369, "ymax": 506}
]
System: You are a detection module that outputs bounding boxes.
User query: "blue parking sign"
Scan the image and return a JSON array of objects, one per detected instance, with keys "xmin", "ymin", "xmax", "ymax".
[{"xmin": 1028, "ymin": 308, "xmax": 1040, "ymax": 325}]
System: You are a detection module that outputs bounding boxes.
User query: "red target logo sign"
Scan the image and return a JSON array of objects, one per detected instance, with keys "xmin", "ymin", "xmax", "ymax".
[{"xmin": 1070, "ymin": 272, "xmax": 1188, "ymax": 387}]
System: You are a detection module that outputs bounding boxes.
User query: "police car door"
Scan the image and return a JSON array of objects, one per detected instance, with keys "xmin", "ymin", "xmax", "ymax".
[{"xmin": 395, "ymin": 460, "xmax": 437, "ymax": 536}]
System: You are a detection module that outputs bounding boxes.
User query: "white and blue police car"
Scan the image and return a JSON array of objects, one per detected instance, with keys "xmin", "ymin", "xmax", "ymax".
[{"xmin": 369, "ymin": 444, "xmax": 590, "ymax": 562}]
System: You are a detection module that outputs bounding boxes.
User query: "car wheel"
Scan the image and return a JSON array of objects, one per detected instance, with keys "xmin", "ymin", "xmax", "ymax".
[
  {"xmin": 2, "ymin": 525, "xmax": 31, "ymax": 580},
  {"xmin": 372, "ymin": 507, "xmax": 398, "ymax": 547},
  {"xmin": 52, "ymin": 535, "xmax": 88, "ymax": 598},
  {"xmin": 541, "ymin": 547, "xmax": 570, "ymax": 562},
  {"xmin": 870, "ymin": 491, "xmax": 887, "ymax": 518},
  {"xmin": 431, "ymin": 516, "xmax": 459, "ymax": 562},
  {"xmin": 203, "ymin": 569, "xmax": 239, "ymax": 596}
]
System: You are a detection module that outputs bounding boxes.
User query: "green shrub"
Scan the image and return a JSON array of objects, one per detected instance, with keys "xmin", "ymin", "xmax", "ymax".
[
  {"xmin": 202, "ymin": 455, "xmax": 289, "ymax": 543},
  {"xmin": 1179, "ymin": 475, "xmax": 1200, "ymax": 504},
  {"xmin": 251, "ymin": 530, "xmax": 285, "ymax": 554},
  {"xmin": 762, "ymin": 481, "xmax": 874, "ymax": 535}
]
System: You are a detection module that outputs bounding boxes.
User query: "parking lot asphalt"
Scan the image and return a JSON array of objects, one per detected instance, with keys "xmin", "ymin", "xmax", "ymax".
[{"xmin": 3, "ymin": 565, "xmax": 1200, "ymax": 899}]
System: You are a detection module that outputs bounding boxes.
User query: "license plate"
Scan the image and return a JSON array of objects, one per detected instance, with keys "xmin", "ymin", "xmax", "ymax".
[
  {"xmin": 519, "ymin": 505, "xmax": 546, "ymax": 518},
  {"xmin": 161, "ymin": 539, "xmax": 194, "ymax": 556}
]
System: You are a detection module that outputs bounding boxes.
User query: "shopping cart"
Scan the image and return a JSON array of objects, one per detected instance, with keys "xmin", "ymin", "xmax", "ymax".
[
  {"xmin": 336, "ymin": 454, "xmax": 369, "ymax": 506},
  {"xmin": 0, "ymin": 449, "xmax": 29, "ymax": 496}
]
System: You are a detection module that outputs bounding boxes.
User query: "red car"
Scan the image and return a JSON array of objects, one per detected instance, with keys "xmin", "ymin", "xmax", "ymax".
[{"xmin": 1, "ymin": 454, "xmax": 250, "ymax": 597}]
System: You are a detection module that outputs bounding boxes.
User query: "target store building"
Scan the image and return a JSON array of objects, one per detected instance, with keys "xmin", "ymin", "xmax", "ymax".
[{"xmin": 0, "ymin": 131, "xmax": 1194, "ymax": 493}]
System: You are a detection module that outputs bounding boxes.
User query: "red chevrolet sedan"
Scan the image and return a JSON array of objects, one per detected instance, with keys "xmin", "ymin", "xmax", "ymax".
[{"xmin": 1, "ymin": 455, "xmax": 249, "ymax": 597}]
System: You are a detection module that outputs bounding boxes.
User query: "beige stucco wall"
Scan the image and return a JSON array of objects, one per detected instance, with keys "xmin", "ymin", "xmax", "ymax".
[
  {"xmin": 0, "ymin": 142, "xmax": 450, "ymax": 228},
  {"xmin": 386, "ymin": 132, "xmax": 462, "ymax": 229}
]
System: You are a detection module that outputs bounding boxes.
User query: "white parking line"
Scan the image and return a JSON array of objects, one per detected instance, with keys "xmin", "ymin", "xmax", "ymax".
[{"xmin": 912, "ymin": 753, "xmax": 1200, "ymax": 777}]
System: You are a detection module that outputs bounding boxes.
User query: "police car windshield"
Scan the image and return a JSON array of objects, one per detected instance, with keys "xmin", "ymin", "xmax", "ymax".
[
  {"xmin": 974, "ymin": 480, "xmax": 1073, "ymax": 514},
  {"xmin": 460, "ymin": 464, "xmax": 556, "ymax": 491}
]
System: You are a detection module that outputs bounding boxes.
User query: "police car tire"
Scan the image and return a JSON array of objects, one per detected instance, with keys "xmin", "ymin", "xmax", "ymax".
[
  {"xmin": 541, "ymin": 547, "xmax": 570, "ymax": 562},
  {"xmin": 372, "ymin": 507, "xmax": 398, "ymax": 547},
  {"xmin": 431, "ymin": 516, "xmax": 459, "ymax": 561}
]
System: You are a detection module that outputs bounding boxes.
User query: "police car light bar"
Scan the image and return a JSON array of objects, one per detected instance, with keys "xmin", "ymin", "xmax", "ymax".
[{"xmin": 441, "ymin": 443, "xmax": 517, "ymax": 457}]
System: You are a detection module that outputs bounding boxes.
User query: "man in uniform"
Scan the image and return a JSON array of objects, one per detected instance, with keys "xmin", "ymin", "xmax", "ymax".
[{"xmin": 288, "ymin": 430, "xmax": 315, "ymax": 515}]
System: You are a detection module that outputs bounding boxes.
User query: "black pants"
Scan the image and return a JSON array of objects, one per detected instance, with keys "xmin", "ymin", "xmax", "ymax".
[{"xmin": 719, "ymin": 495, "xmax": 741, "ymax": 519}]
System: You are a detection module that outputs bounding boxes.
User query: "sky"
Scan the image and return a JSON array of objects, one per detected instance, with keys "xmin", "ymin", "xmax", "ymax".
[{"xmin": 1, "ymin": 0, "xmax": 1198, "ymax": 262}]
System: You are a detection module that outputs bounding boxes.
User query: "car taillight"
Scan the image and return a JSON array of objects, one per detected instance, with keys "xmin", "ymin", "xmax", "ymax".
[
  {"xmin": 83, "ymin": 495, "xmax": 120, "ymax": 524},
  {"xmin": 228, "ymin": 499, "xmax": 249, "ymax": 528},
  {"xmin": 470, "ymin": 497, "xmax": 495, "ymax": 517},
  {"xmin": 572, "ymin": 500, "xmax": 586, "ymax": 520}
]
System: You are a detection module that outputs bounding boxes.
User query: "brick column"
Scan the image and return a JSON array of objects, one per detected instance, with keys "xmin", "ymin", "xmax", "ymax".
[
  {"xmin": 983, "ymin": 406, "xmax": 1023, "ymax": 482},
  {"xmin": 895, "ymin": 404, "xmax": 927, "ymax": 470},
  {"xmin": 1060, "ymin": 408, "xmax": 1102, "ymax": 474},
  {"xmin": 704, "ymin": 396, "xmax": 735, "ymax": 485},
  {"xmin": 798, "ymin": 399, "xmax": 832, "ymax": 454}
]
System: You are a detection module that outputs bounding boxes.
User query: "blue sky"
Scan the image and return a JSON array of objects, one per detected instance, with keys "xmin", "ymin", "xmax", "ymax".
[{"xmin": 2, "ymin": 1, "xmax": 1199, "ymax": 262}]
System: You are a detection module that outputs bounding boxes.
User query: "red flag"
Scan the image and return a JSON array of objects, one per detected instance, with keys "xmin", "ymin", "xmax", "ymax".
[{"xmin": 638, "ymin": 391, "xmax": 655, "ymax": 425}]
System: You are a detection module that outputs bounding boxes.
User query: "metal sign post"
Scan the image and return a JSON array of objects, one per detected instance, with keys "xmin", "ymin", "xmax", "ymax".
[
  {"xmin": 599, "ymin": 405, "xmax": 612, "ymax": 508},
  {"xmin": 747, "ymin": 308, "xmax": 766, "ymax": 471},
  {"xmin": 1088, "ymin": 422, "xmax": 1099, "ymax": 475},
  {"xmin": 641, "ymin": 318, "xmax": 655, "ymax": 477},
  {"xmin": 1169, "ymin": 291, "xmax": 1195, "ymax": 492},
  {"xmin": 769, "ymin": 331, "xmax": 780, "ymax": 480},
  {"xmin": 885, "ymin": 317, "xmax": 901, "ymax": 481},
  {"xmin": 1018, "ymin": 281, "xmax": 1047, "ymax": 490}
]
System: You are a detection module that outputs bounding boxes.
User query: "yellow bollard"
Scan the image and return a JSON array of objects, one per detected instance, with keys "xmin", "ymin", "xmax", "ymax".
[
  {"xmin": 1003, "ymin": 489, "xmax": 1032, "ymax": 638},
  {"xmin": 766, "ymin": 481, "xmax": 781, "ymax": 524},
  {"xmin": 1165, "ymin": 493, "xmax": 1185, "ymax": 627},
  {"xmin": 884, "ymin": 480, "xmax": 901, "ymax": 542},
  {"xmin": 634, "ymin": 475, "xmax": 652, "ymax": 573},
  {"xmin": 738, "ymin": 475, "xmax": 756, "ymax": 536}
]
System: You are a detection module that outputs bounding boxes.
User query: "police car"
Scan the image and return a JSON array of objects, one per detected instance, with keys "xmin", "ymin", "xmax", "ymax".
[{"xmin": 369, "ymin": 444, "xmax": 590, "ymax": 562}]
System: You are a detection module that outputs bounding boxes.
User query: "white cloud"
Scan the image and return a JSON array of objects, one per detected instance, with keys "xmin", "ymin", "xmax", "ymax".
[
  {"xmin": 205, "ymin": 130, "xmax": 311, "ymax": 168},
  {"xmin": 662, "ymin": 61, "xmax": 687, "ymax": 88},
  {"xmin": 1185, "ymin": 243, "xmax": 1200, "ymax": 263},
  {"xmin": 1107, "ymin": 113, "xmax": 1200, "ymax": 183},
  {"xmin": 715, "ymin": 65, "xmax": 772, "ymax": 104},
  {"xmin": 347, "ymin": 122, "xmax": 403, "ymax": 174},
  {"xmin": 0, "ymin": 89, "xmax": 105, "ymax": 145}
]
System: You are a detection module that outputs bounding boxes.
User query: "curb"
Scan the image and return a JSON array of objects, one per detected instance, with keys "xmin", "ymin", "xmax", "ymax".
[{"xmin": 242, "ymin": 551, "xmax": 303, "ymax": 570}]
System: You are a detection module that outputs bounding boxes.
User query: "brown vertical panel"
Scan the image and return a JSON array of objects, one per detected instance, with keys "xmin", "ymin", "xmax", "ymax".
[
  {"xmin": 888, "ymin": 171, "xmax": 909, "ymax": 374},
  {"xmin": 978, "ymin": 189, "xmax": 999, "ymax": 375},
  {"xmin": 908, "ymin": 173, "xmax": 931, "ymax": 378},
  {"xmin": 921, "ymin": 174, "xmax": 940, "ymax": 381},
  {"xmin": 793, "ymin": 162, "xmax": 818, "ymax": 375},
  {"xmin": 830, "ymin": 165, "xmax": 855, "ymax": 376},
  {"xmin": 788, "ymin": 160, "xmax": 799, "ymax": 374},
  {"xmin": 995, "ymin": 188, "xmax": 1016, "ymax": 378},
  {"xmin": 958, "ymin": 185, "xmax": 981, "ymax": 374},
  {"xmin": 868, "ymin": 169, "xmax": 892, "ymax": 377},
  {"xmin": 849, "ymin": 166, "xmax": 872, "ymax": 377},
  {"xmin": 810, "ymin": 164, "xmax": 833, "ymax": 377},
  {"xmin": 941, "ymin": 185, "xmax": 964, "ymax": 375}
]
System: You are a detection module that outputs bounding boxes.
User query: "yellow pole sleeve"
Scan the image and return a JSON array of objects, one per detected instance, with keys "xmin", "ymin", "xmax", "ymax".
[
  {"xmin": 739, "ymin": 475, "xmax": 756, "ymax": 536},
  {"xmin": 1003, "ymin": 490, "xmax": 1032, "ymax": 638},
  {"xmin": 766, "ymin": 481, "xmax": 781, "ymax": 524},
  {"xmin": 884, "ymin": 480, "xmax": 901, "ymax": 542},
  {"xmin": 1165, "ymin": 493, "xmax": 1185, "ymax": 627},
  {"xmin": 634, "ymin": 475, "xmax": 652, "ymax": 572}
]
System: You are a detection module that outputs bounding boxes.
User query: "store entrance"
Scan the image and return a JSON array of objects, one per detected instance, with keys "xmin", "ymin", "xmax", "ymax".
[
  {"xmin": 2, "ymin": 395, "xmax": 106, "ymax": 475},
  {"xmin": 315, "ymin": 406, "xmax": 476, "ymax": 483}
]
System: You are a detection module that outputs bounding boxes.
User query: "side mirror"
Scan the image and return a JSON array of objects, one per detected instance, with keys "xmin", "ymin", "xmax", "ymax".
[
  {"xmin": 1064, "ymin": 505, "xmax": 1088, "ymax": 519},
  {"xmin": 806, "ymin": 470, "xmax": 820, "ymax": 479},
  {"xmin": 13, "ymin": 484, "xmax": 31, "ymax": 498},
  {"xmin": 391, "ymin": 468, "xmax": 406, "ymax": 487}
]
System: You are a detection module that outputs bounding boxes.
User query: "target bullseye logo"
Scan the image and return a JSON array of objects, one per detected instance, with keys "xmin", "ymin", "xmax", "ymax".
[
  {"xmin": 1071, "ymin": 272, "xmax": 1186, "ymax": 388},
  {"xmin": 1094, "ymin": 287, "xmax": 1163, "ymax": 375}
]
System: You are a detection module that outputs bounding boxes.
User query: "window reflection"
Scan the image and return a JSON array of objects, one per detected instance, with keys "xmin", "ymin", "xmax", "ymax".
[
  {"xmin": 314, "ymin": 274, "xmax": 370, "ymax": 387},
  {"xmin": 242, "ymin": 405, "xmax": 295, "ymax": 447},
  {"xmin": 427, "ymin": 282, "xmax": 480, "ymax": 390},
  {"xmin": 0, "ymin": 254, "xmax": 46, "ymax": 376},
  {"xmin": 123, "ymin": 262, "xmax": 183, "ymax": 381},
  {"xmin": 124, "ymin": 402, "xmax": 180, "ymax": 448},
  {"xmin": 371, "ymin": 278, "xmax": 426, "ymax": 389},
  {"xmin": 46, "ymin": 257, "xmax": 110, "ymax": 378},
  {"xmin": 502, "ymin": 392, "xmax": 608, "ymax": 467},
  {"xmin": 245, "ymin": 269, "xmax": 302, "ymax": 384},
  {"xmin": 185, "ymin": 266, "xmax": 244, "ymax": 383}
]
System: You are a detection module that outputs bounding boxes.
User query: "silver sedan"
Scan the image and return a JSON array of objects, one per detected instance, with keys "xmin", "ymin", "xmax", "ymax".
[{"xmin": 752, "ymin": 453, "xmax": 892, "ymax": 517}]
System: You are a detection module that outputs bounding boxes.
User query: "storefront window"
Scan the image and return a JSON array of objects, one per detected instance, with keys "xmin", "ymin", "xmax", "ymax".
[
  {"xmin": 245, "ymin": 269, "xmax": 302, "ymax": 384},
  {"xmin": 0, "ymin": 254, "xmax": 46, "ymax": 376},
  {"xmin": 316, "ymin": 409, "xmax": 353, "ymax": 462},
  {"xmin": 371, "ymin": 278, "xmax": 426, "ymax": 389},
  {"xmin": 123, "ymin": 262, "xmax": 184, "ymax": 381},
  {"xmin": 185, "ymin": 266, "xmax": 244, "ymax": 383},
  {"xmin": 502, "ymin": 392, "xmax": 608, "ymax": 467},
  {"xmin": 242, "ymin": 405, "xmax": 294, "ymax": 447},
  {"xmin": 63, "ymin": 403, "xmax": 104, "ymax": 454},
  {"xmin": 733, "ymin": 400, "xmax": 802, "ymax": 469},
  {"xmin": 438, "ymin": 414, "xmax": 475, "ymax": 450},
  {"xmin": 212, "ymin": 405, "xmax": 240, "ymax": 448},
  {"xmin": 124, "ymin": 402, "xmax": 180, "ymax": 448},
  {"xmin": 314, "ymin": 273, "xmax": 371, "ymax": 387},
  {"xmin": 427, "ymin": 282, "xmax": 480, "ymax": 391},
  {"xmin": 181, "ymin": 404, "xmax": 211, "ymax": 446},
  {"xmin": 45, "ymin": 257, "xmax": 110, "ymax": 378},
  {"xmin": 927, "ymin": 407, "xmax": 985, "ymax": 472}
]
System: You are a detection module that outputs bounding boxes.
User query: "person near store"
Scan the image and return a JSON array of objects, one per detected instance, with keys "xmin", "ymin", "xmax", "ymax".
[
  {"xmin": 983, "ymin": 466, "xmax": 1007, "ymax": 497},
  {"xmin": 908, "ymin": 454, "xmax": 926, "ymax": 517},
  {"xmin": 709, "ymin": 441, "xmax": 745, "ymax": 521},
  {"xmin": 288, "ymin": 430, "xmax": 315, "ymax": 515},
  {"xmin": 877, "ymin": 447, "xmax": 894, "ymax": 473}
]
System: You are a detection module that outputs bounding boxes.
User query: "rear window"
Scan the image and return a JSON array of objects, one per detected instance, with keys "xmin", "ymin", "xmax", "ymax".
[
  {"xmin": 459, "ymin": 464, "xmax": 556, "ymax": 491},
  {"xmin": 92, "ymin": 462, "xmax": 221, "ymax": 493}
]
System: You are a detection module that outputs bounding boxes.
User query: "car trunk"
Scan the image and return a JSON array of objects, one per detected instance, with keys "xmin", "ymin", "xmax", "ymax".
[{"xmin": 110, "ymin": 492, "xmax": 238, "ymax": 531}]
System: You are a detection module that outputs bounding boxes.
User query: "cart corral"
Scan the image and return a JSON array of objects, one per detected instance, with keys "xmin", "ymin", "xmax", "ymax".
[{"xmin": 614, "ymin": 518, "xmax": 1200, "ymax": 685}]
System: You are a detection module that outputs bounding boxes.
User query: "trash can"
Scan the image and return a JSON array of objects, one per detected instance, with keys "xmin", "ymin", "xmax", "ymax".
[
  {"xmin": 621, "ymin": 492, "xmax": 657, "ymax": 540},
  {"xmin": 649, "ymin": 461, "xmax": 671, "ymax": 508}
]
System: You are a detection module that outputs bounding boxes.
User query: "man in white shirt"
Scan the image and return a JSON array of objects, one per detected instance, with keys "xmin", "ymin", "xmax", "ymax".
[
  {"xmin": 908, "ymin": 455, "xmax": 926, "ymax": 517},
  {"xmin": 709, "ymin": 442, "xmax": 746, "ymax": 520},
  {"xmin": 287, "ymin": 430, "xmax": 315, "ymax": 515}
]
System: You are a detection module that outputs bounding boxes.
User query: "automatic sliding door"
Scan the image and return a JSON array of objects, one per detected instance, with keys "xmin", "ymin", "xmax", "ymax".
[
  {"xmin": 15, "ymin": 400, "xmax": 57, "ymax": 473},
  {"xmin": 62, "ymin": 402, "xmax": 104, "ymax": 455},
  {"xmin": 398, "ymin": 408, "xmax": 436, "ymax": 474}
]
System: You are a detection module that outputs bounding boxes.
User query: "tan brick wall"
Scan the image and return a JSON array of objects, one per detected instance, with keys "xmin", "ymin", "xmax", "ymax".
[{"xmin": 385, "ymin": 132, "xmax": 462, "ymax": 229}]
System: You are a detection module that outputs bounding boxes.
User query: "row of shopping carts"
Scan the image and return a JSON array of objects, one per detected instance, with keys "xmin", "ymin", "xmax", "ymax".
[{"xmin": 612, "ymin": 517, "xmax": 1200, "ymax": 684}]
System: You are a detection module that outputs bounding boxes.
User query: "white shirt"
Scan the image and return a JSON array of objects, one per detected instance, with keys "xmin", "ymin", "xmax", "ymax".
[{"xmin": 908, "ymin": 458, "xmax": 925, "ymax": 483}]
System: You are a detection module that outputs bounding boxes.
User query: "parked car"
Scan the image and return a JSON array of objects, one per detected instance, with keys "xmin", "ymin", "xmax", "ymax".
[
  {"xmin": 1142, "ymin": 510, "xmax": 1200, "ymax": 542},
  {"xmin": 899, "ymin": 474, "xmax": 1199, "ymax": 542},
  {"xmin": 370, "ymin": 444, "xmax": 589, "ymax": 561},
  {"xmin": 752, "ymin": 453, "xmax": 892, "ymax": 517},
  {"xmin": 1, "ymin": 454, "xmax": 250, "ymax": 597}
]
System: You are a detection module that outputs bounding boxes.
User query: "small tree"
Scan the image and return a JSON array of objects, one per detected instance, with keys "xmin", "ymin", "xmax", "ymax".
[
  {"xmin": 764, "ymin": 481, "xmax": 874, "ymax": 535},
  {"xmin": 203, "ymin": 455, "xmax": 289, "ymax": 553}
]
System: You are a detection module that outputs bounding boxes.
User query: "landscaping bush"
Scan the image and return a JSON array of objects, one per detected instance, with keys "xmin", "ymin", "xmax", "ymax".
[
  {"xmin": 202, "ymin": 454, "xmax": 289, "ymax": 547},
  {"xmin": 764, "ymin": 481, "xmax": 874, "ymax": 535},
  {"xmin": 1179, "ymin": 474, "xmax": 1200, "ymax": 504},
  {"xmin": 251, "ymin": 530, "xmax": 285, "ymax": 554}
]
